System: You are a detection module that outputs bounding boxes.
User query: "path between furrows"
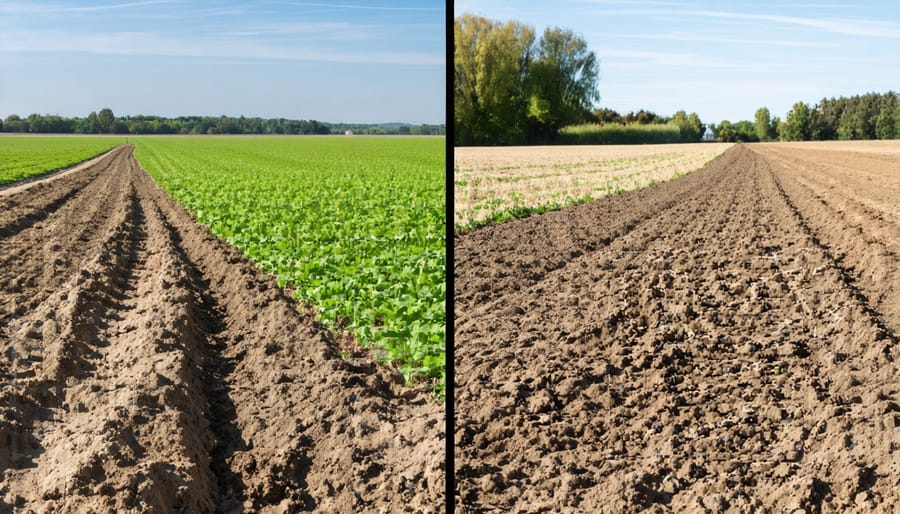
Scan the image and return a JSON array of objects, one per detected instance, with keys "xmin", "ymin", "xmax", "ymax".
[
  {"xmin": 455, "ymin": 144, "xmax": 900, "ymax": 513},
  {"xmin": 0, "ymin": 145, "xmax": 444, "ymax": 513}
]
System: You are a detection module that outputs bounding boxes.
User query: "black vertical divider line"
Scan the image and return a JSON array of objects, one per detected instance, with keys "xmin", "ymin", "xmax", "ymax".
[{"xmin": 445, "ymin": 0, "xmax": 456, "ymax": 512}]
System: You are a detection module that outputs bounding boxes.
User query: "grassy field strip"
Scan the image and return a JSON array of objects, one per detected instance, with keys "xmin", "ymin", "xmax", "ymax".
[
  {"xmin": 128, "ymin": 137, "xmax": 446, "ymax": 396},
  {"xmin": 0, "ymin": 136, "xmax": 122, "ymax": 184},
  {"xmin": 454, "ymin": 143, "xmax": 733, "ymax": 229}
]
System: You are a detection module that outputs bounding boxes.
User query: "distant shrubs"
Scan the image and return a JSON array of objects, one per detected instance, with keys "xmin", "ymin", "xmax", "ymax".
[{"xmin": 558, "ymin": 123, "xmax": 687, "ymax": 145}]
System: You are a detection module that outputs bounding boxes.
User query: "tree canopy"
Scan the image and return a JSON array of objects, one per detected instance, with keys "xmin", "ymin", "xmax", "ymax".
[
  {"xmin": 754, "ymin": 107, "xmax": 775, "ymax": 141},
  {"xmin": 526, "ymin": 27, "xmax": 599, "ymax": 142},
  {"xmin": 455, "ymin": 14, "xmax": 600, "ymax": 145},
  {"xmin": 781, "ymin": 102, "xmax": 812, "ymax": 141},
  {"xmin": 0, "ymin": 110, "xmax": 446, "ymax": 136},
  {"xmin": 455, "ymin": 14, "xmax": 535, "ymax": 145},
  {"xmin": 777, "ymin": 92, "xmax": 897, "ymax": 141}
]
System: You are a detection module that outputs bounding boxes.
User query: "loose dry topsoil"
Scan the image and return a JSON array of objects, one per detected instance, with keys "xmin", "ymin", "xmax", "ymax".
[
  {"xmin": 0, "ymin": 146, "xmax": 444, "ymax": 513},
  {"xmin": 454, "ymin": 143, "xmax": 900, "ymax": 513}
]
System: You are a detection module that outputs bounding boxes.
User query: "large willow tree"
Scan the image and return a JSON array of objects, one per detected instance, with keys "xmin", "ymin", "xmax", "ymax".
[
  {"xmin": 454, "ymin": 14, "xmax": 535, "ymax": 145},
  {"xmin": 454, "ymin": 14, "xmax": 599, "ymax": 145}
]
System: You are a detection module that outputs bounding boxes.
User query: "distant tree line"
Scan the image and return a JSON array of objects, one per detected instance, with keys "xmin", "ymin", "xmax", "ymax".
[
  {"xmin": 776, "ymin": 91, "xmax": 897, "ymax": 141},
  {"xmin": 0, "ymin": 108, "xmax": 446, "ymax": 136},
  {"xmin": 713, "ymin": 92, "xmax": 898, "ymax": 143},
  {"xmin": 455, "ymin": 14, "xmax": 600, "ymax": 145}
]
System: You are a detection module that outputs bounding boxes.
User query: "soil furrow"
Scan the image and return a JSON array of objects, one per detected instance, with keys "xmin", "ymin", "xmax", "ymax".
[
  {"xmin": 0, "ymin": 147, "xmax": 126, "ymax": 240},
  {"xmin": 0, "ymin": 148, "xmax": 133, "ymax": 334},
  {"xmin": 456, "ymin": 144, "xmax": 900, "ymax": 512},
  {"xmin": 0, "ymin": 173, "xmax": 141, "ymax": 509},
  {"xmin": 0, "ymin": 146, "xmax": 444, "ymax": 512},
  {"xmin": 764, "ymin": 159, "xmax": 898, "ymax": 344},
  {"xmin": 455, "ymin": 147, "xmax": 739, "ymax": 310},
  {"xmin": 752, "ymin": 146, "xmax": 900, "ymax": 334},
  {"xmin": 134, "ymin": 162, "xmax": 445, "ymax": 512},
  {"xmin": 753, "ymin": 144, "xmax": 900, "ymax": 224}
]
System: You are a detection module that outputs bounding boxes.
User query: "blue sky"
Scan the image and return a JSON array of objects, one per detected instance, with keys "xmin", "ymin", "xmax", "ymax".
[
  {"xmin": 0, "ymin": 1, "xmax": 445, "ymax": 124},
  {"xmin": 455, "ymin": 0, "xmax": 900, "ymax": 124}
]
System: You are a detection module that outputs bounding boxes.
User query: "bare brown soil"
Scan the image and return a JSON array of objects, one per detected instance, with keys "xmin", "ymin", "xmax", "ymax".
[
  {"xmin": 0, "ymin": 146, "xmax": 443, "ymax": 513},
  {"xmin": 454, "ymin": 143, "xmax": 900, "ymax": 513}
]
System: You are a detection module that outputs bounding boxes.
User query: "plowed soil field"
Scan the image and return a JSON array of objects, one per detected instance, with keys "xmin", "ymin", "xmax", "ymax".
[
  {"xmin": 0, "ymin": 146, "xmax": 443, "ymax": 513},
  {"xmin": 455, "ymin": 142, "xmax": 900, "ymax": 513}
]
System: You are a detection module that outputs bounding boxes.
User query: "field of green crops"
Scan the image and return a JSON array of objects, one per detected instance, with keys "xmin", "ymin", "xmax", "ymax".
[
  {"xmin": 0, "ymin": 136, "xmax": 121, "ymax": 184},
  {"xmin": 133, "ymin": 136, "xmax": 445, "ymax": 396}
]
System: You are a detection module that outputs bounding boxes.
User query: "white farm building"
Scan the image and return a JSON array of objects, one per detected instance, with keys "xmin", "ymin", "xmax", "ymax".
[{"xmin": 702, "ymin": 126, "xmax": 715, "ymax": 141}]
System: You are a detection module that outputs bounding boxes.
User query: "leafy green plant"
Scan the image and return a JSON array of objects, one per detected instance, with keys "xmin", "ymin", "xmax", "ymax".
[
  {"xmin": 133, "ymin": 136, "xmax": 446, "ymax": 397},
  {"xmin": 0, "ymin": 136, "xmax": 120, "ymax": 184}
]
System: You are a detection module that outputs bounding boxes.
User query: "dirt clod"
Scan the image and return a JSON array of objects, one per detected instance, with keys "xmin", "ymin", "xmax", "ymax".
[
  {"xmin": 0, "ymin": 146, "xmax": 443, "ymax": 512},
  {"xmin": 455, "ymin": 143, "xmax": 900, "ymax": 512}
]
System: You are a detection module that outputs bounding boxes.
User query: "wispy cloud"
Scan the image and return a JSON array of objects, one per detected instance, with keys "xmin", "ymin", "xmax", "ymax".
[
  {"xmin": 614, "ymin": 32, "xmax": 838, "ymax": 48},
  {"xmin": 0, "ymin": 28, "xmax": 443, "ymax": 65},
  {"xmin": 756, "ymin": 2, "xmax": 854, "ymax": 8},
  {"xmin": 573, "ymin": 0, "xmax": 693, "ymax": 5},
  {"xmin": 598, "ymin": 49, "xmax": 838, "ymax": 72},
  {"xmin": 225, "ymin": 20, "xmax": 442, "ymax": 42},
  {"xmin": 274, "ymin": 1, "xmax": 442, "ymax": 11},
  {"xmin": 225, "ymin": 21, "xmax": 377, "ymax": 41},
  {"xmin": 0, "ymin": 0, "xmax": 177, "ymax": 14},
  {"xmin": 677, "ymin": 9, "xmax": 900, "ymax": 39}
]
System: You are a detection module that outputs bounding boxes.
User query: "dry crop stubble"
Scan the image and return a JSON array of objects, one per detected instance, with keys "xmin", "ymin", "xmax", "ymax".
[{"xmin": 454, "ymin": 142, "xmax": 732, "ymax": 228}]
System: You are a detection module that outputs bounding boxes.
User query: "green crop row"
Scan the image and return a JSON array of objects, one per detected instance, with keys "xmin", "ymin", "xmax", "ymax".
[
  {"xmin": 0, "ymin": 136, "xmax": 121, "ymax": 184},
  {"xmin": 132, "ymin": 136, "xmax": 446, "ymax": 397}
]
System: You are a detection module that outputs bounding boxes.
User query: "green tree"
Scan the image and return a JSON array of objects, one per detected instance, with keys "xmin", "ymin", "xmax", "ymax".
[
  {"xmin": 875, "ymin": 110, "xmax": 895, "ymax": 139},
  {"xmin": 875, "ymin": 93, "xmax": 897, "ymax": 139},
  {"xmin": 526, "ymin": 26, "xmax": 599, "ymax": 142},
  {"xmin": 97, "ymin": 108, "xmax": 116, "ymax": 133},
  {"xmin": 836, "ymin": 106, "xmax": 860, "ymax": 140},
  {"xmin": 593, "ymin": 107, "xmax": 621, "ymax": 124},
  {"xmin": 670, "ymin": 110, "xmax": 702, "ymax": 141},
  {"xmin": 686, "ymin": 113, "xmax": 703, "ymax": 140},
  {"xmin": 454, "ymin": 14, "xmax": 535, "ymax": 145},
  {"xmin": 216, "ymin": 116, "xmax": 237, "ymax": 134},
  {"xmin": 4, "ymin": 114, "xmax": 25, "ymax": 132},
  {"xmin": 754, "ymin": 107, "xmax": 774, "ymax": 141},
  {"xmin": 84, "ymin": 111, "xmax": 100, "ymax": 133},
  {"xmin": 716, "ymin": 120, "xmax": 737, "ymax": 142},
  {"xmin": 26, "ymin": 114, "xmax": 48, "ymax": 133},
  {"xmin": 782, "ymin": 102, "xmax": 812, "ymax": 141},
  {"xmin": 732, "ymin": 120, "xmax": 759, "ymax": 142}
]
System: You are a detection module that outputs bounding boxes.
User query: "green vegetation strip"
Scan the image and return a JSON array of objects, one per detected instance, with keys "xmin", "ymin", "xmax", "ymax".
[
  {"xmin": 458, "ymin": 194, "xmax": 595, "ymax": 232},
  {"xmin": 0, "ymin": 136, "xmax": 121, "ymax": 184},
  {"xmin": 558, "ymin": 123, "xmax": 688, "ymax": 145},
  {"xmin": 133, "ymin": 137, "xmax": 445, "ymax": 396}
]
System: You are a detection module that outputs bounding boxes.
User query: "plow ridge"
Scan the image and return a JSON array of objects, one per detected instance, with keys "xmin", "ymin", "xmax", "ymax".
[
  {"xmin": 0, "ymin": 147, "xmax": 124, "ymax": 241},
  {"xmin": 455, "ymin": 147, "xmax": 741, "ymax": 310},
  {"xmin": 765, "ymin": 159, "xmax": 898, "ymax": 347},
  {"xmin": 456, "ymin": 144, "xmax": 900, "ymax": 512},
  {"xmin": 0, "ymin": 146, "xmax": 444, "ymax": 512}
]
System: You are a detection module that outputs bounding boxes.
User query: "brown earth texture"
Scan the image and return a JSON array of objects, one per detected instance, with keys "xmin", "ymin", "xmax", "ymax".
[
  {"xmin": 0, "ymin": 146, "xmax": 444, "ymax": 513},
  {"xmin": 455, "ymin": 142, "xmax": 900, "ymax": 513}
]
